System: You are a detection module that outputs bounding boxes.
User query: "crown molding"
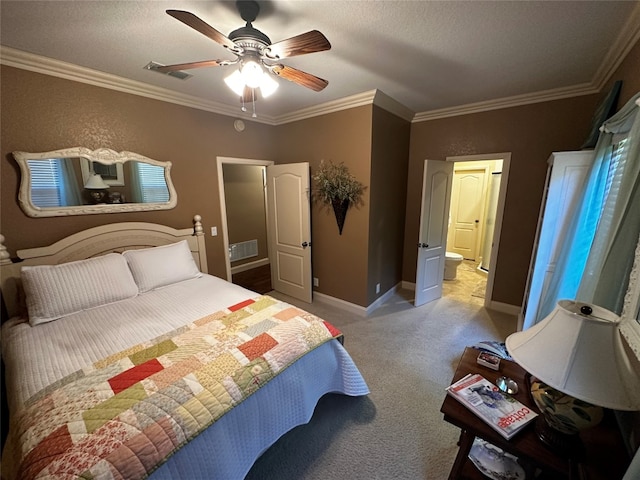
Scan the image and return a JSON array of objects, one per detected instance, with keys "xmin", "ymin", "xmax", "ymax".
[
  {"xmin": 274, "ymin": 90, "xmax": 377, "ymax": 124},
  {"xmin": 276, "ymin": 89, "xmax": 415, "ymax": 124},
  {"xmin": 0, "ymin": 47, "xmax": 393, "ymax": 125},
  {"xmin": 373, "ymin": 90, "xmax": 415, "ymax": 122},
  {"xmin": 0, "ymin": 46, "xmax": 277, "ymax": 125},
  {"xmin": 591, "ymin": 1, "xmax": 640, "ymax": 91},
  {"xmin": 413, "ymin": 82, "xmax": 598, "ymax": 123},
  {"xmin": 3, "ymin": 4, "xmax": 639, "ymax": 129},
  {"xmin": 414, "ymin": 4, "xmax": 640, "ymax": 123}
]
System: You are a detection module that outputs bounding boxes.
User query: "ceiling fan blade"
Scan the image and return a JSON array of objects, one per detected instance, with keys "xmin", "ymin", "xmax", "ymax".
[
  {"xmin": 167, "ymin": 10, "xmax": 238, "ymax": 51},
  {"xmin": 266, "ymin": 30, "xmax": 331, "ymax": 59},
  {"xmin": 156, "ymin": 60, "xmax": 225, "ymax": 72},
  {"xmin": 271, "ymin": 64, "xmax": 328, "ymax": 92}
]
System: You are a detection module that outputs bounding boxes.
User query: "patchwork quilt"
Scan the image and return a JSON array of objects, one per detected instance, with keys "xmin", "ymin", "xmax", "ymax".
[{"xmin": 12, "ymin": 295, "xmax": 343, "ymax": 480}]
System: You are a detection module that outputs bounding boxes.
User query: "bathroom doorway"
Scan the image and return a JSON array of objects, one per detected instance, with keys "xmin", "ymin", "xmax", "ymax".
[{"xmin": 443, "ymin": 154, "xmax": 508, "ymax": 307}]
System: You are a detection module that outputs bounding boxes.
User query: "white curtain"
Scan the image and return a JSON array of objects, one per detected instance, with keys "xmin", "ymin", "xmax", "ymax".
[{"xmin": 577, "ymin": 93, "xmax": 640, "ymax": 313}]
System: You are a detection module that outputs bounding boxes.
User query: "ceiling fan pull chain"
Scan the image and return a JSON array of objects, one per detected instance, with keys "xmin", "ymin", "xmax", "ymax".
[{"xmin": 251, "ymin": 88, "xmax": 257, "ymax": 118}]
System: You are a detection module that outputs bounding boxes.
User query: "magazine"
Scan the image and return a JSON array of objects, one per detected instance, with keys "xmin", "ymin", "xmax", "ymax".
[
  {"xmin": 446, "ymin": 373, "xmax": 538, "ymax": 440},
  {"xmin": 472, "ymin": 341, "xmax": 513, "ymax": 360}
]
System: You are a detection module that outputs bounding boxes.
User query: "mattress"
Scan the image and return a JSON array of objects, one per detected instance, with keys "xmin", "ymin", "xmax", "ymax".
[{"xmin": 1, "ymin": 274, "xmax": 369, "ymax": 479}]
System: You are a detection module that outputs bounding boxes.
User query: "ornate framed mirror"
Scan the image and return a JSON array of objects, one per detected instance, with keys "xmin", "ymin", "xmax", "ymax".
[{"xmin": 14, "ymin": 147, "xmax": 177, "ymax": 217}]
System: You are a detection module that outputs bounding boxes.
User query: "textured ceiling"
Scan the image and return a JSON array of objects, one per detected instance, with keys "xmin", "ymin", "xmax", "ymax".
[{"xmin": 1, "ymin": 1, "xmax": 638, "ymax": 122}]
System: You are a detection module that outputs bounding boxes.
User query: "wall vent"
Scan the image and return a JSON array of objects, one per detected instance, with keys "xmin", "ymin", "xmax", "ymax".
[
  {"xmin": 144, "ymin": 61, "xmax": 192, "ymax": 80},
  {"xmin": 229, "ymin": 239, "xmax": 258, "ymax": 262}
]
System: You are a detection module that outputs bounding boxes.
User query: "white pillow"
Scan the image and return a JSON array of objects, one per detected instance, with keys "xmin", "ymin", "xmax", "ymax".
[
  {"xmin": 21, "ymin": 253, "xmax": 139, "ymax": 326},
  {"xmin": 123, "ymin": 240, "xmax": 202, "ymax": 293}
]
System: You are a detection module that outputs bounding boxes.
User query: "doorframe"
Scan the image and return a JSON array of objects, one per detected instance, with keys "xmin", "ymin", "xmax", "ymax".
[
  {"xmin": 444, "ymin": 152, "xmax": 511, "ymax": 309},
  {"xmin": 216, "ymin": 156, "xmax": 274, "ymax": 282}
]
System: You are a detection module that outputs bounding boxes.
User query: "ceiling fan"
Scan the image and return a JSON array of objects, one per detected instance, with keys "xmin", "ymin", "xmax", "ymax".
[{"xmin": 155, "ymin": 0, "xmax": 331, "ymax": 104}]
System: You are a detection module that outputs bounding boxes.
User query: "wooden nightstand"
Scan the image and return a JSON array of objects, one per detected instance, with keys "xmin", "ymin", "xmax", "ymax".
[{"xmin": 440, "ymin": 347, "xmax": 630, "ymax": 480}]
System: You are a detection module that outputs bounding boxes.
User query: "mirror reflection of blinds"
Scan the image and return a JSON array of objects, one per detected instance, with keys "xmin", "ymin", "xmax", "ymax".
[
  {"xmin": 137, "ymin": 163, "xmax": 170, "ymax": 203},
  {"xmin": 27, "ymin": 159, "xmax": 63, "ymax": 207}
]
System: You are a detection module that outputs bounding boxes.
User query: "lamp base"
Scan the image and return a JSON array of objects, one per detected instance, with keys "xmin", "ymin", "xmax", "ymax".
[{"xmin": 534, "ymin": 417, "xmax": 585, "ymax": 458}]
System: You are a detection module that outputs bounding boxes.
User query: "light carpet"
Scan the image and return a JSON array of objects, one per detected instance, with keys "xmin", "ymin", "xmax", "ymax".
[{"xmin": 245, "ymin": 288, "xmax": 517, "ymax": 480}]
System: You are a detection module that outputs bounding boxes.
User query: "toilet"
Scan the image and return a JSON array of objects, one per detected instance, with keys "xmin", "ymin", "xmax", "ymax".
[{"xmin": 444, "ymin": 252, "xmax": 464, "ymax": 280}]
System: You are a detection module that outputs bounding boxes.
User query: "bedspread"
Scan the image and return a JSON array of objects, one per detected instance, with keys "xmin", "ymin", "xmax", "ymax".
[{"xmin": 12, "ymin": 295, "xmax": 342, "ymax": 480}]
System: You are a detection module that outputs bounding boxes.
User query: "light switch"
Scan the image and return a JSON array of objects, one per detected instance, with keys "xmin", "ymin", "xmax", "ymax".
[{"xmin": 211, "ymin": 226, "xmax": 218, "ymax": 236}]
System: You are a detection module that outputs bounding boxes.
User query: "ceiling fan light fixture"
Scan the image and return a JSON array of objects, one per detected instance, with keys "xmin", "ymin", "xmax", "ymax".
[
  {"xmin": 163, "ymin": 7, "xmax": 331, "ymax": 110},
  {"xmin": 240, "ymin": 58, "xmax": 263, "ymax": 88},
  {"xmin": 259, "ymin": 72, "xmax": 279, "ymax": 98},
  {"xmin": 225, "ymin": 65, "xmax": 278, "ymax": 100},
  {"xmin": 224, "ymin": 70, "xmax": 246, "ymax": 96}
]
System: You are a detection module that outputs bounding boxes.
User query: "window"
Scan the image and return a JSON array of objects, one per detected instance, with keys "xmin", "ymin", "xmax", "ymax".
[
  {"xmin": 27, "ymin": 159, "xmax": 65, "ymax": 207},
  {"xmin": 133, "ymin": 162, "xmax": 169, "ymax": 203},
  {"xmin": 601, "ymin": 138, "xmax": 627, "ymax": 213}
]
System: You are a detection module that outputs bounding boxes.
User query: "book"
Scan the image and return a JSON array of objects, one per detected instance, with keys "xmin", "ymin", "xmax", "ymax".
[
  {"xmin": 472, "ymin": 341, "xmax": 513, "ymax": 360},
  {"xmin": 446, "ymin": 373, "xmax": 538, "ymax": 440},
  {"xmin": 476, "ymin": 351, "xmax": 501, "ymax": 370}
]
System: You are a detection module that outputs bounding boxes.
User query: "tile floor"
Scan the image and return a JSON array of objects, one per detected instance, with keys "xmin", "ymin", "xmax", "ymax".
[{"xmin": 442, "ymin": 259, "xmax": 487, "ymax": 306}]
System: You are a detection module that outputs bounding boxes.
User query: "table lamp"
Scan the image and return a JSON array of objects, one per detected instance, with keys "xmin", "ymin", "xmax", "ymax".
[
  {"xmin": 505, "ymin": 300, "xmax": 640, "ymax": 455},
  {"xmin": 84, "ymin": 173, "xmax": 109, "ymax": 204}
]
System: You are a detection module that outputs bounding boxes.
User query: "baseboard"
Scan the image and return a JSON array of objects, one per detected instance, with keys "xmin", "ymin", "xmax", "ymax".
[
  {"xmin": 313, "ymin": 283, "xmax": 401, "ymax": 316},
  {"xmin": 401, "ymin": 281, "xmax": 416, "ymax": 291},
  {"xmin": 365, "ymin": 283, "xmax": 401, "ymax": 315},
  {"xmin": 487, "ymin": 300, "xmax": 521, "ymax": 316},
  {"xmin": 313, "ymin": 292, "xmax": 367, "ymax": 316},
  {"xmin": 230, "ymin": 257, "xmax": 269, "ymax": 275}
]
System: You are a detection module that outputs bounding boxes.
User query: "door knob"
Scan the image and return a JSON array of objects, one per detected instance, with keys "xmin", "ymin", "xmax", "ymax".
[
  {"xmin": 302, "ymin": 241, "xmax": 311, "ymax": 248},
  {"xmin": 417, "ymin": 243, "xmax": 429, "ymax": 248}
]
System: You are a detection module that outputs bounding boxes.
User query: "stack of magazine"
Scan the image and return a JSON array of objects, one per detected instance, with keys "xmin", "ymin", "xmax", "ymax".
[
  {"xmin": 472, "ymin": 340, "xmax": 513, "ymax": 360},
  {"xmin": 446, "ymin": 373, "xmax": 537, "ymax": 439}
]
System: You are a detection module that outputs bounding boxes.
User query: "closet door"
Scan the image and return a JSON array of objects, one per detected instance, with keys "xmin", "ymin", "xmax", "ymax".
[{"xmin": 520, "ymin": 151, "xmax": 593, "ymax": 330}]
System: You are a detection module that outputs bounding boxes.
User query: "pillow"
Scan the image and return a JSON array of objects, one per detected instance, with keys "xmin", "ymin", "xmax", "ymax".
[
  {"xmin": 21, "ymin": 253, "xmax": 139, "ymax": 326},
  {"xmin": 123, "ymin": 240, "xmax": 202, "ymax": 293}
]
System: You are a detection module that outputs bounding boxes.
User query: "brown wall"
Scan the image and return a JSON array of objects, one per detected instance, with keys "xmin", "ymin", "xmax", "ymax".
[
  {"xmin": 222, "ymin": 164, "xmax": 268, "ymax": 266},
  {"xmin": 0, "ymin": 66, "xmax": 278, "ymax": 279},
  {"xmin": 273, "ymin": 107, "xmax": 373, "ymax": 306},
  {"xmin": 403, "ymin": 95, "xmax": 600, "ymax": 306},
  {"xmin": 367, "ymin": 106, "xmax": 410, "ymax": 305},
  {"xmin": 400, "ymin": 38, "xmax": 640, "ymax": 308}
]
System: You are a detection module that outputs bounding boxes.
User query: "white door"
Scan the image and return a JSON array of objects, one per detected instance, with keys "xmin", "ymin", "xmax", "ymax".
[
  {"xmin": 447, "ymin": 168, "xmax": 487, "ymax": 260},
  {"xmin": 415, "ymin": 160, "xmax": 454, "ymax": 306},
  {"xmin": 266, "ymin": 163, "xmax": 312, "ymax": 303}
]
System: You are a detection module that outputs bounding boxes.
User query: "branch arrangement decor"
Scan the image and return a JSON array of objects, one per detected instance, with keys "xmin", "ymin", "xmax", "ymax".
[{"xmin": 312, "ymin": 160, "xmax": 365, "ymax": 235}]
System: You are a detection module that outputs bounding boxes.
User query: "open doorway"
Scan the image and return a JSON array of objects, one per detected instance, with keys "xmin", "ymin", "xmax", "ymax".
[
  {"xmin": 217, "ymin": 157, "xmax": 314, "ymax": 302},
  {"xmin": 443, "ymin": 153, "xmax": 510, "ymax": 308},
  {"xmin": 217, "ymin": 157, "xmax": 273, "ymax": 293}
]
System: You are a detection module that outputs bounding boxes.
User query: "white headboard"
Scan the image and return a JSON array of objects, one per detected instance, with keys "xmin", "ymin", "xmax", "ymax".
[{"xmin": 1, "ymin": 215, "xmax": 208, "ymax": 319}]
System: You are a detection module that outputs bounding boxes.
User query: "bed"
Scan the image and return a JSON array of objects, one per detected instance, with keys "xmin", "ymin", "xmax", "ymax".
[{"xmin": 0, "ymin": 215, "xmax": 369, "ymax": 479}]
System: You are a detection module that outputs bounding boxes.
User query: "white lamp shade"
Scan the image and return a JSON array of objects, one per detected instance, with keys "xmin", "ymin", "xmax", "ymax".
[
  {"xmin": 506, "ymin": 300, "xmax": 640, "ymax": 410},
  {"xmin": 84, "ymin": 173, "xmax": 109, "ymax": 189}
]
